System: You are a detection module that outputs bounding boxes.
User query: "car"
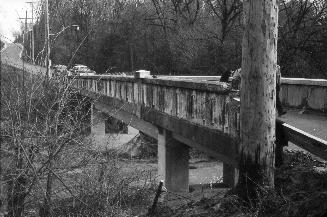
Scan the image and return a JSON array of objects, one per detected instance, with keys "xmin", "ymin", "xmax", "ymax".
[
  {"xmin": 52, "ymin": 64, "xmax": 68, "ymax": 77},
  {"xmin": 69, "ymin": 64, "xmax": 96, "ymax": 76}
]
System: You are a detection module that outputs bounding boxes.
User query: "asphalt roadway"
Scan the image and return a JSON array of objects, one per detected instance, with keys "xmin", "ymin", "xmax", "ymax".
[{"xmin": 1, "ymin": 42, "xmax": 48, "ymax": 75}]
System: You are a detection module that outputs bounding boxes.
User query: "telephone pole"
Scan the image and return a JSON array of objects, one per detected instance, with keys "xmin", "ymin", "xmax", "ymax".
[
  {"xmin": 45, "ymin": 0, "xmax": 50, "ymax": 79},
  {"xmin": 25, "ymin": 10, "xmax": 28, "ymax": 59},
  {"xmin": 26, "ymin": 1, "xmax": 35, "ymax": 63},
  {"xmin": 19, "ymin": 2, "xmax": 36, "ymax": 62}
]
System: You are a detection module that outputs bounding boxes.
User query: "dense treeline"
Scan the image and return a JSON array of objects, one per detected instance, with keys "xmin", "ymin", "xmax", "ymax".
[{"xmin": 26, "ymin": 0, "xmax": 327, "ymax": 78}]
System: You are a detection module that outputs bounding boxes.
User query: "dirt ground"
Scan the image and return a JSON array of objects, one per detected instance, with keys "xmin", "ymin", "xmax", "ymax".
[
  {"xmin": 144, "ymin": 150, "xmax": 327, "ymax": 217},
  {"xmin": 84, "ymin": 109, "xmax": 327, "ymax": 216}
]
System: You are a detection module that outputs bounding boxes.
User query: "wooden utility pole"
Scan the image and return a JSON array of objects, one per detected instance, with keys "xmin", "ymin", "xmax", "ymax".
[
  {"xmin": 45, "ymin": 0, "xmax": 50, "ymax": 79},
  {"xmin": 25, "ymin": 10, "xmax": 28, "ymax": 59},
  {"xmin": 237, "ymin": 0, "xmax": 278, "ymax": 199},
  {"xmin": 18, "ymin": 8, "xmax": 33, "ymax": 62},
  {"xmin": 27, "ymin": 1, "xmax": 35, "ymax": 63}
]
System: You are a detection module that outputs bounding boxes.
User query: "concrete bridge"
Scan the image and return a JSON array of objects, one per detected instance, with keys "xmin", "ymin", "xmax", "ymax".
[
  {"xmin": 68, "ymin": 74, "xmax": 327, "ymax": 192},
  {"xmin": 2, "ymin": 43, "xmax": 326, "ymax": 192}
]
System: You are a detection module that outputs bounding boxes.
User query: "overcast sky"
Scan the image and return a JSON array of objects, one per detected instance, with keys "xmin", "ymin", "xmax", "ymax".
[{"xmin": 0, "ymin": 0, "xmax": 38, "ymax": 42}]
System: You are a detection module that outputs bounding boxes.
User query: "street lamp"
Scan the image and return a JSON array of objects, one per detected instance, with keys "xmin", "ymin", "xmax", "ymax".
[
  {"xmin": 35, "ymin": 25, "xmax": 80, "ymax": 66},
  {"xmin": 49, "ymin": 25, "xmax": 79, "ymax": 44},
  {"xmin": 44, "ymin": 24, "xmax": 79, "ymax": 77}
]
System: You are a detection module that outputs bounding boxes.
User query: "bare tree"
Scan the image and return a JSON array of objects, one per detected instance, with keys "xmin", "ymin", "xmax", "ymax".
[{"xmin": 1, "ymin": 64, "xmax": 92, "ymax": 216}]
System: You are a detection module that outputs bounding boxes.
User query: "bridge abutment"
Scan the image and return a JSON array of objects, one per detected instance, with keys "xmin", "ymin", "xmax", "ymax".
[
  {"xmin": 105, "ymin": 117, "xmax": 129, "ymax": 134},
  {"xmin": 158, "ymin": 128, "xmax": 189, "ymax": 192},
  {"xmin": 77, "ymin": 95, "xmax": 92, "ymax": 135}
]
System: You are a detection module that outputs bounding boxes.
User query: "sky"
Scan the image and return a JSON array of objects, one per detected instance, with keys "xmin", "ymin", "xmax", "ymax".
[{"xmin": 0, "ymin": 0, "xmax": 38, "ymax": 42}]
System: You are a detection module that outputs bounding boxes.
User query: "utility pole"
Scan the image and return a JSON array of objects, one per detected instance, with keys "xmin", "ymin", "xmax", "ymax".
[
  {"xmin": 236, "ymin": 0, "xmax": 278, "ymax": 200},
  {"xmin": 25, "ymin": 10, "xmax": 28, "ymax": 60},
  {"xmin": 45, "ymin": 0, "xmax": 50, "ymax": 79},
  {"xmin": 27, "ymin": 1, "xmax": 35, "ymax": 63},
  {"xmin": 19, "ymin": 7, "xmax": 34, "ymax": 62}
]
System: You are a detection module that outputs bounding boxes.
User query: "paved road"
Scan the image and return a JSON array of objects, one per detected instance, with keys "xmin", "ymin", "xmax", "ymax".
[
  {"xmin": 1, "ymin": 43, "xmax": 48, "ymax": 75},
  {"xmin": 279, "ymin": 109, "xmax": 327, "ymax": 141}
]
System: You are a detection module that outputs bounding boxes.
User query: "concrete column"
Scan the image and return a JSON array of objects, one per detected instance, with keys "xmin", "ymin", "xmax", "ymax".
[
  {"xmin": 105, "ymin": 116, "xmax": 128, "ymax": 134},
  {"xmin": 90, "ymin": 107, "xmax": 109, "ymax": 135},
  {"xmin": 158, "ymin": 128, "xmax": 189, "ymax": 192},
  {"xmin": 79, "ymin": 97, "xmax": 92, "ymax": 135},
  {"xmin": 223, "ymin": 163, "xmax": 238, "ymax": 187}
]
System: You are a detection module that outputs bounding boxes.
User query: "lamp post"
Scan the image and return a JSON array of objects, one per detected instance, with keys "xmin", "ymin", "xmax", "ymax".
[
  {"xmin": 44, "ymin": 24, "xmax": 80, "ymax": 78},
  {"xmin": 35, "ymin": 25, "xmax": 79, "ymax": 66},
  {"xmin": 49, "ymin": 25, "xmax": 80, "ymax": 43},
  {"xmin": 45, "ymin": 0, "xmax": 50, "ymax": 79},
  {"xmin": 48, "ymin": 25, "xmax": 79, "ymax": 78}
]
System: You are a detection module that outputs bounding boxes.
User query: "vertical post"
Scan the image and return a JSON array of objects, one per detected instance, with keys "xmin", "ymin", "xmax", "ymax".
[
  {"xmin": 237, "ymin": 0, "xmax": 278, "ymax": 199},
  {"xmin": 30, "ymin": 31, "xmax": 32, "ymax": 61},
  {"xmin": 158, "ymin": 128, "xmax": 189, "ymax": 192},
  {"xmin": 31, "ymin": 2, "xmax": 34, "ymax": 63},
  {"xmin": 45, "ymin": 0, "xmax": 50, "ymax": 79},
  {"xmin": 25, "ymin": 10, "xmax": 28, "ymax": 59},
  {"xmin": 22, "ymin": 30, "xmax": 25, "ymax": 58}
]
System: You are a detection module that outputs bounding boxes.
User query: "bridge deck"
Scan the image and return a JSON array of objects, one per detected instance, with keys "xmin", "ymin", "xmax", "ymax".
[{"xmin": 280, "ymin": 109, "xmax": 327, "ymax": 141}]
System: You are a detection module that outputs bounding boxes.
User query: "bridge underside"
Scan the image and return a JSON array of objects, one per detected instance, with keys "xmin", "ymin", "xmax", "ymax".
[{"xmin": 81, "ymin": 91, "xmax": 239, "ymax": 191}]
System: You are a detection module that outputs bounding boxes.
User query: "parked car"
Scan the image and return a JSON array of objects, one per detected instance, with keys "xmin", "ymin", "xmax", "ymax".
[
  {"xmin": 52, "ymin": 64, "xmax": 68, "ymax": 77},
  {"xmin": 69, "ymin": 64, "xmax": 96, "ymax": 76}
]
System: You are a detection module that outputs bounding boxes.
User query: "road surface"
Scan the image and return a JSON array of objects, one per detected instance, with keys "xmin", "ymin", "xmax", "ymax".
[{"xmin": 1, "ymin": 43, "xmax": 48, "ymax": 75}]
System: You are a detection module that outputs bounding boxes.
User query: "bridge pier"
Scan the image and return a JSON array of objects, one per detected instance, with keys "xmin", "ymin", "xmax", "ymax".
[
  {"xmin": 78, "ymin": 96, "xmax": 92, "ymax": 135},
  {"xmin": 223, "ymin": 163, "xmax": 238, "ymax": 187},
  {"xmin": 105, "ymin": 116, "xmax": 128, "ymax": 134},
  {"xmin": 158, "ymin": 128, "xmax": 189, "ymax": 192}
]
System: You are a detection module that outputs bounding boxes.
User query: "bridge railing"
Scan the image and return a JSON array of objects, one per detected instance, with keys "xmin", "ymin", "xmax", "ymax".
[
  {"xmin": 153, "ymin": 76, "xmax": 327, "ymax": 112},
  {"xmin": 69, "ymin": 75, "xmax": 327, "ymax": 163},
  {"xmin": 280, "ymin": 78, "xmax": 327, "ymax": 113},
  {"xmin": 71, "ymin": 75, "xmax": 238, "ymax": 135}
]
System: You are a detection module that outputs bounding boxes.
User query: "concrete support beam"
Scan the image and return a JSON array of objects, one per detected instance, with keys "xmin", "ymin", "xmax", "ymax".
[
  {"xmin": 158, "ymin": 128, "xmax": 189, "ymax": 192},
  {"xmin": 105, "ymin": 116, "xmax": 128, "ymax": 134}
]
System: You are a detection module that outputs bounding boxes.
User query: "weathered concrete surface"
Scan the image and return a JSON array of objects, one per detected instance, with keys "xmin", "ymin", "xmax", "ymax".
[
  {"xmin": 81, "ymin": 91, "xmax": 238, "ymax": 166},
  {"xmin": 74, "ymin": 76, "xmax": 239, "ymax": 166},
  {"xmin": 93, "ymin": 99, "xmax": 158, "ymax": 139},
  {"xmin": 71, "ymin": 75, "xmax": 239, "ymax": 192},
  {"xmin": 158, "ymin": 129, "xmax": 189, "ymax": 192},
  {"xmin": 70, "ymin": 74, "xmax": 326, "ymax": 192},
  {"xmin": 157, "ymin": 76, "xmax": 327, "ymax": 112},
  {"xmin": 280, "ymin": 79, "xmax": 327, "ymax": 112},
  {"xmin": 105, "ymin": 116, "xmax": 128, "ymax": 134},
  {"xmin": 88, "ymin": 107, "xmax": 139, "ymax": 151}
]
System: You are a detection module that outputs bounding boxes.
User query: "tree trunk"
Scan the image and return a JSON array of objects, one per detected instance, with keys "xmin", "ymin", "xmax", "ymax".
[{"xmin": 237, "ymin": 0, "xmax": 278, "ymax": 200}]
